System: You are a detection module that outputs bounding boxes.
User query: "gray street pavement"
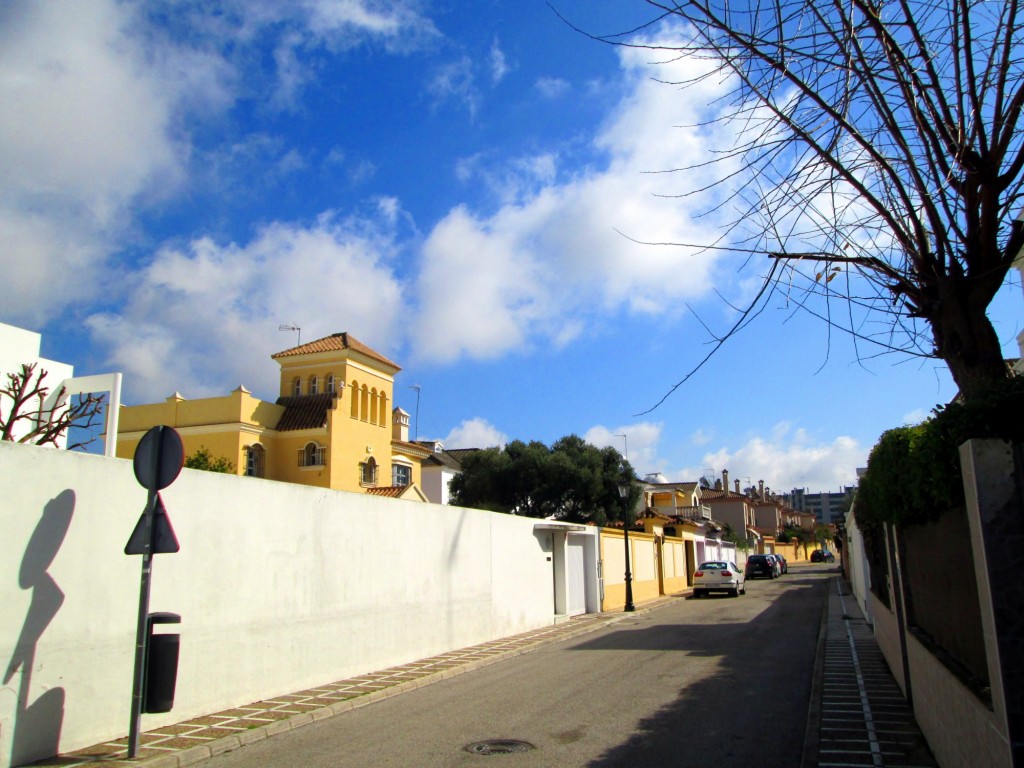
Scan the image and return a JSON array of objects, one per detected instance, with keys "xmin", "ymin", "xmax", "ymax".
[
  {"xmin": 204, "ymin": 567, "xmax": 828, "ymax": 768},
  {"xmin": 32, "ymin": 564, "xmax": 940, "ymax": 768}
]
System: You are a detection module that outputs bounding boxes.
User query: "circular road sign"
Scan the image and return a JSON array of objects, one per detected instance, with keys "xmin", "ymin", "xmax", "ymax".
[{"xmin": 133, "ymin": 426, "xmax": 184, "ymax": 492}]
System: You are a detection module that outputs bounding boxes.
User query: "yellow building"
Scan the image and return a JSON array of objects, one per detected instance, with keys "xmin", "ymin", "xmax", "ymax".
[{"xmin": 116, "ymin": 332, "xmax": 430, "ymax": 499}]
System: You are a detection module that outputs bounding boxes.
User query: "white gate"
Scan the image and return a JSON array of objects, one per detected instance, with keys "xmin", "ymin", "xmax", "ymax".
[{"xmin": 567, "ymin": 535, "xmax": 586, "ymax": 616}]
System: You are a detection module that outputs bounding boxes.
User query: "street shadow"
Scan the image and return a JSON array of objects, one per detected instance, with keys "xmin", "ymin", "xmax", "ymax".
[
  {"xmin": 4, "ymin": 490, "xmax": 75, "ymax": 767},
  {"xmin": 567, "ymin": 575, "xmax": 829, "ymax": 767}
]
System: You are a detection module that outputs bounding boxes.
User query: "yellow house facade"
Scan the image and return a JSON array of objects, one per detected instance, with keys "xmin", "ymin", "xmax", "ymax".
[{"xmin": 116, "ymin": 332, "xmax": 430, "ymax": 497}]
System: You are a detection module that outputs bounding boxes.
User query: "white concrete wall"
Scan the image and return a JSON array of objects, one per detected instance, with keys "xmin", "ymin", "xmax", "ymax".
[
  {"xmin": 906, "ymin": 631, "xmax": 1011, "ymax": 768},
  {"xmin": 0, "ymin": 441, "xmax": 558, "ymax": 768},
  {"xmin": 844, "ymin": 509, "xmax": 872, "ymax": 624}
]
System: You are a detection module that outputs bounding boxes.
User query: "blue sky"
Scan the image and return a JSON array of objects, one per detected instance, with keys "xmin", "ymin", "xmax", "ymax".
[{"xmin": 2, "ymin": 0, "xmax": 1021, "ymax": 492}]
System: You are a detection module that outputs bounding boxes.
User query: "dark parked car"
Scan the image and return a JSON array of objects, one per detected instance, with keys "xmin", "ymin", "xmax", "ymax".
[
  {"xmin": 810, "ymin": 549, "xmax": 836, "ymax": 563},
  {"xmin": 745, "ymin": 554, "xmax": 777, "ymax": 579}
]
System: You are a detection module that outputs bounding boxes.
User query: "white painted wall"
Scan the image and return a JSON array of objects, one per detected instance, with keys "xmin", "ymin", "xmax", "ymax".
[
  {"xmin": 0, "ymin": 441, "xmax": 563, "ymax": 768},
  {"xmin": 844, "ymin": 506, "xmax": 872, "ymax": 624},
  {"xmin": 421, "ymin": 464, "xmax": 457, "ymax": 505}
]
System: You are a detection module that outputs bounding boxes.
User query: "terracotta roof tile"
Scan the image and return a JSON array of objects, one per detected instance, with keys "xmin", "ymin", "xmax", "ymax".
[
  {"xmin": 392, "ymin": 439, "xmax": 433, "ymax": 458},
  {"xmin": 366, "ymin": 485, "xmax": 407, "ymax": 498},
  {"xmin": 274, "ymin": 393, "xmax": 334, "ymax": 431},
  {"xmin": 272, "ymin": 332, "xmax": 400, "ymax": 370}
]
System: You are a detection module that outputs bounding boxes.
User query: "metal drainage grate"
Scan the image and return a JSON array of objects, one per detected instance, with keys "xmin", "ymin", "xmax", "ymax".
[{"xmin": 463, "ymin": 740, "xmax": 535, "ymax": 755}]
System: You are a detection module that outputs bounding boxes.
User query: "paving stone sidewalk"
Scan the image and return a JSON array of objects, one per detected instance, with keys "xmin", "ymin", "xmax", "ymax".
[{"xmin": 808, "ymin": 578, "xmax": 938, "ymax": 768}]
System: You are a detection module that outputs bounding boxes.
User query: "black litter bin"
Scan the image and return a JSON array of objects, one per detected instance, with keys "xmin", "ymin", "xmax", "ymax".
[{"xmin": 144, "ymin": 612, "xmax": 180, "ymax": 713}]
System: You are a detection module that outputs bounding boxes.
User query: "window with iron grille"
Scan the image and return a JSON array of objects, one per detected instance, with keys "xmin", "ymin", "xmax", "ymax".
[
  {"xmin": 359, "ymin": 457, "xmax": 378, "ymax": 485},
  {"xmin": 245, "ymin": 444, "xmax": 265, "ymax": 477},
  {"xmin": 298, "ymin": 442, "xmax": 325, "ymax": 467},
  {"xmin": 392, "ymin": 463, "xmax": 411, "ymax": 487}
]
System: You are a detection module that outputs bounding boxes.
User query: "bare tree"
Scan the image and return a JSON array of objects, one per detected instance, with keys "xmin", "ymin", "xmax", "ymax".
[
  {"xmin": 1, "ymin": 363, "xmax": 106, "ymax": 450},
  {"xmin": 585, "ymin": 0, "xmax": 1024, "ymax": 406}
]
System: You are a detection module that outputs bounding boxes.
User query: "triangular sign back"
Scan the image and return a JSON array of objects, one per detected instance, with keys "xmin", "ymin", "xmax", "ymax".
[{"xmin": 125, "ymin": 493, "xmax": 180, "ymax": 555}]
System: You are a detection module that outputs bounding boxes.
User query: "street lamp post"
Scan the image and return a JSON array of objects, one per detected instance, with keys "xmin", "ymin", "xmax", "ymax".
[{"xmin": 618, "ymin": 480, "xmax": 636, "ymax": 612}]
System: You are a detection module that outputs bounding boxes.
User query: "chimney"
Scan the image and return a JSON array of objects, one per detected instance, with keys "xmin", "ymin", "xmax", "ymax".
[
  {"xmin": 722, "ymin": 469, "xmax": 729, "ymax": 493},
  {"xmin": 735, "ymin": 479, "xmax": 740, "ymax": 494},
  {"xmin": 392, "ymin": 407, "xmax": 410, "ymax": 442},
  {"xmin": 759, "ymin": 480, "xmax": 764, "ymax": 498}
]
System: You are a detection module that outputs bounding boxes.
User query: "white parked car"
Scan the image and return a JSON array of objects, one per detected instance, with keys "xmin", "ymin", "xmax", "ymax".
[{"xmin": 693, "ymin": 561, "xmax": 745, "ymax": 598}]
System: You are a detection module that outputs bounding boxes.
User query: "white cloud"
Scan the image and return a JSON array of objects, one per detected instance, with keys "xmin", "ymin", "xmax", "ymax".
[
  {"xmin": 429, "ymin": 56, "xmax": 478, "ymax": 116},
  {"xmin": 0, "ymin": 0, "xmax": 436, "ymax": 330},
  {"xmin": 410, "ymin": 27, "xmax": 737, "ymax": 363},
  {"xmin": 690, "ymin": 428, "xmax": 713, "ymax": 446},
  {"xmin": 534, "ymin": 76, "xmax": 570, "ymax": 99},
  {"xmin": 901, "ymin": 408, "xmax": 929, "ymax": 425},
  {"xmin": 583, "ymin": 422, "xmax": 664, "ymax": 476},
  {"xmin": 87, "ymin": 213, "xmax": 405, "ymax": 402},
  {"xmin": 0, "ymin": 0, "xmax": 206, "ymax": 326},
  {"xmin": 490, "ymin": 39, "xmax": 510, "ymax": 84},
  {"xmin": 442, "ymin": 418, "xmax": 508, "ymax": 449},
  {"xmin": 676, "ymin": 423, "xmax": 865, "ymax": 492}
]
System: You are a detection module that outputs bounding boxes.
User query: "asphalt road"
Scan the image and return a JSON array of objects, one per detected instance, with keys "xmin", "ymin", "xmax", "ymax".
[{"xmin": 207, "ymin": 565, "xmax": 831, "ymax": 768}]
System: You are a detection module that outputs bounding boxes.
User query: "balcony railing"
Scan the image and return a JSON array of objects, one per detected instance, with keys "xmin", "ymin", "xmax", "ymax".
[{"xmin": 653, "ymin": 504, "xmax": 712, "ymax": 521}]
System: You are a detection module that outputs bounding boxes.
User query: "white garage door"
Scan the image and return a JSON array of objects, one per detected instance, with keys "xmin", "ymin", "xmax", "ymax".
[{"xmin": 567, "ymin": 535, "xmax": 586, "ymax": 616}]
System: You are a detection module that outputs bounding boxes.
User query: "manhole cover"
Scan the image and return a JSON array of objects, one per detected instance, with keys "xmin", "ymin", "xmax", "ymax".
[{"xmin": 463, "ymin": 740, "xmax": 535, "ymax": 755}]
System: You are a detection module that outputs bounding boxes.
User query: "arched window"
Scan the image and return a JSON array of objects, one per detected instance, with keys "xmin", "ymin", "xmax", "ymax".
[
  {"xmin": 378, "ymin": 392, "xmax": 388, "ymax": 426},
  {"xmin": 310, "ymin": 375, "xmax": 319, "ymax": 395},
  {"xmin": 292, "ymin": 377, "xmax": 301, "ymax": 397},
  {"xmin": 245, "ymin": 444, "xmax": 265, "ymax": 478},
  {"xmin": 360, "ymin": 385, "xmax": 369, "ymax": 422},
  {"xmin": 369, "ymin": 388, "xmax": 378, "ymax": 424},
  {"xmin": 299, "ymin": 441, "xmax": 325, "ymax": 467},
  {"xmin": 350, "ymin": 379, "xmax": 360, "ymax": 418},
  {"xmin": 360, "ymin": 456, "xmax": 377, "ymax": 485},
  {"xmin": 326, "ymin": 373, "xmax": 335, "ymax": 394}
]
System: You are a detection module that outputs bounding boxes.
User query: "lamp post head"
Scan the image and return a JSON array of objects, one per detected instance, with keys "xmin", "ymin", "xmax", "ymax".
[{"xmin": 618, "ymin": 483, "xmax": 630, "ymax": 499}]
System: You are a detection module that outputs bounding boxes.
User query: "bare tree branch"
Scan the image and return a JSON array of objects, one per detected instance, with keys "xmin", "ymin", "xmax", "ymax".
[
  {"xmin": 577, "ymin": 0, "xmax": 1024, "ymax": 405},
  {"xmin": 1, "ymin": 363, "xmax": 106, "ymax": 450}
]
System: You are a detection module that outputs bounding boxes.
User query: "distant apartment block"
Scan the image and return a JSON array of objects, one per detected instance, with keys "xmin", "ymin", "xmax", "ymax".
[{"xmin": 783, "ymin": 486, "xmax": 856, "ymax": 524}]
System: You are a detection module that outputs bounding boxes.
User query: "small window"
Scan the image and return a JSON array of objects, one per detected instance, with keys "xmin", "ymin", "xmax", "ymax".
[
  {"xmin": 326, "ymin": 374, "xmax": 335, "ymax": 394},
  {"xmin": 245, "ymin": 444, "xmax": 265, "ymax": 478},
  {"xmin": 292, "ymin": 377, "xmax": 301, "ymax": 396},
  {"xmin": 298, "ymin": 442, "xmax": 325, "ymax": 467},
  {"xmin": 360, "ymin": 457, "xmax": 378, "ymax": 485},
  {"xmin": 310, "ymin": 375, "xmax": 319, "ymax": 395},
  {"xmin": 392, "ymin": 464, "xmax": 411, "ymax": 487}
]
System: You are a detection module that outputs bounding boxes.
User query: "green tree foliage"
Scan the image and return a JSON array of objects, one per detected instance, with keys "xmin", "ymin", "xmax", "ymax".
[
  {"xmin": 449, "ymin": 435, "xmax": 640, "ymax": 524},
  {"xmin": 184, "ymin": 446, "xmax": 235, "ymax": 474},
  {"xmin": 857, "ymin": 376, "xmax": 1024, "ymax": 530}
]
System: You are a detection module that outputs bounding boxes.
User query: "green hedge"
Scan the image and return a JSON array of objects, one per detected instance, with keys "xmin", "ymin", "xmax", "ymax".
[{"xmin": 857, "ymin": 375, "xmax": 1024, "ymax": 530}]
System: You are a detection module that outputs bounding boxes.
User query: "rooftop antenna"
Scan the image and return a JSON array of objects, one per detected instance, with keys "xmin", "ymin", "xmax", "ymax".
[
  {"xmin": 408, "ymin": 384, "xmax": 421, "ymax": 440},
  {"xmin": 278, "ymin": 323, "xmax": 301, "ymax": 347}
]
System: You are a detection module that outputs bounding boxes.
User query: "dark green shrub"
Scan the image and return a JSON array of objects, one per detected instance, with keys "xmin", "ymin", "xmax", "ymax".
[{"xmin": 857, "ymin": 376, "xmax": 1024, "ymax": 529}]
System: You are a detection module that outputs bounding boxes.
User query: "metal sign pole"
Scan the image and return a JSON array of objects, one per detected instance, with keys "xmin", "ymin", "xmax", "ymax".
[
  {"xmin": 125, "ymin": 425, "xmax": 183, "ymax": 759},
  {"xmin": 127, "ymin": 489, "xmax": 156, "ymax": 758}
]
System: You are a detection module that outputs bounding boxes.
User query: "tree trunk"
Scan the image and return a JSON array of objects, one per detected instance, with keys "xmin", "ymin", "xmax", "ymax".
[{"xmin": 928, "ymin": 284, "xmax": 1010, "ymax": 399}]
